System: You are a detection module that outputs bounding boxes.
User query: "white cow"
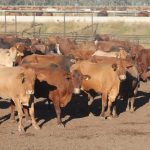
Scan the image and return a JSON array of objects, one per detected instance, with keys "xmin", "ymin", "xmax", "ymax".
[
  {"xmin": 0, "ymin": 47, "xmax": 24, "ymax": 67},
  {"xmin": 92, "ymin": 48, "xmax": 128, "ymax": 59}
]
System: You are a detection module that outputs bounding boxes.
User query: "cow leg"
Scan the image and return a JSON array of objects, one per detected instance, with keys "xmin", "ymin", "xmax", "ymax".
[
  {"xmin": 13, "ymin": 98, "xmax": 25, "ymax": 133},
  {"xmin": 10, "ymin": 100, "xmax": 16, "ymax": 121},
  {"xmin": 29, "ymin": 102, "xmax": 40, "ymax": 130},
  {"xmin": 23, "ymin": 106, "xmax": 31, "ymax": 122},
  {"xmin": 83, "ymin": 90, "xmax": 94, "ymax": 106},
  {"xmin": 126, "ymin": 98, "xmax": 130, "ymax": 112},
  {"xmin": 100, "ymin": 93, "xmax": 107, "ymax": 118},
  {"xmin": 105, "ymin": 100, "xmax": 112, "ymax": 118},
  {"xmin": 49, "ymin": 92, "xmax": 63, "ymax": 127},
  {"xmin": 53, "ymin": 102, "xmax": 63, "ymax": 127},
  {"xmin": 130, "ymin": 97, "xmax": 135, "ymax": 113},
  {"xmin": 112, "ymin": 101, "xmax": 118, "ymax": 118},
  {"xmin": 107, "ymin": 90, "xmax": 118, "ymax": 118}
]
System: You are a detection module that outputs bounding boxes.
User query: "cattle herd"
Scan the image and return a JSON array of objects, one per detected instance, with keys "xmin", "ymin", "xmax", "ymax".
[{"xmin": 0, "ymin": 34, "xmax": 149, "ymax": 134}]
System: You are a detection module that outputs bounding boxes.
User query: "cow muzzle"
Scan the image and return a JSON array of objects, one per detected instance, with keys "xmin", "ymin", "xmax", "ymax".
[
  {"xmin": 119, "ymin": 75, "xmax": 126, "ymax": 80},
  {"xmin": 26, "ymin": 90, "xmax": 34, "ymax": 95},
  {"xmin": 73, "ymin": 88, "xmax": 81, "ymax": 94},
  {"xmin": 22, "ymin": 102, "xmax": 29, "ymax": 106}
]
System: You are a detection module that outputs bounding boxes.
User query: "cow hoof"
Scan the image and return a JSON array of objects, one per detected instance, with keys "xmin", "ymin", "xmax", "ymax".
[
  {"xmin": 18, "ymin": 127, "xmax": 25, "ymax": 134},
  {"xmin": 26, "ymin": 118, "xmax": 31, "ymax": 123},
  {"xmin": 113, "ymin": 115, "xmax": 118, "ymax": 118},
  {"xmin": 107, "ymin": 116, "xmax": 113, "ymax": 120},
  {"xmin": 9, "ymin": 119, "xmax": 16, "ymax": 123},
  {"xmin": 25, "ymin": 119, "xmax": 32, "ymax": 125},
  {"xmin": 57, "ymin": 123, "xmax": 65, "ymax": 128},
  {"xmin": 33, "ymin": 124, "xmax": 40, "ymax": 130},
  {"xmin": 89, "ymin": 112, "xmax": 94, "ymax": 117},
  {"xmin": 130, "ymin": 109, "xmax": 134, "ymax": 113},
  {"xmin": 100, "ymin": 116, "xmax": 106, "ymax": 120},
  {"xmin": 126, "ymin": 108, "xmax": 130, "ymax": 112}
]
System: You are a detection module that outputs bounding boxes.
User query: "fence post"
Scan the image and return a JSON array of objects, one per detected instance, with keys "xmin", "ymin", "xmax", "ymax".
[
  {"xmin": 15, "ymin": 14, "xmax": 17, "ymax": 36},
  {"xmin": 64, "ymin": 12, "xmax": 66, "ymax": 37},
  {"xmin": 33, "ymin": 12, "xmax": 36, "ymax": 37},
  {"xmin": 4, "ymin": 11, "xmax": 7, "ymax": 34},
  {"xmin": 91, "ymin": 12, "xmax": 94, "ymax": 35}
]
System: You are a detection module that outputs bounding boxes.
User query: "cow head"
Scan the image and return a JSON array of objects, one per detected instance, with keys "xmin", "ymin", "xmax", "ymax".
[
  {"xmin": 17, "ymin": 67, "xmax": 36, "ymax": 101},
  {"xmin": 69, "ymin": 70, "xmax": 90, "ymax": 94},
  {"xmin": 140, "ymin": 72, "xmax": 149, "ymax": 82},
  {"xmin": 9, "ymin": 47, "xmax": 24, "ymax": 65},
  {"xmin": 112, "ymin": 59, "xmax": 133, "ymax": 80},
  {"xmin": 136, "ymin": 61, "xmax": 148, "ymax": 81}
]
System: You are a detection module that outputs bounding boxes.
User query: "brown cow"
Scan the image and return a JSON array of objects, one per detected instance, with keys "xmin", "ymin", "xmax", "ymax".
[
  {"xmin": 138, "ymin": 11, "xmax": 149, "ymax": 17},
  {"xmin": 21, "ymin": 54, "xmax": 76, "ymax": 72},
  {"xmin": 94, "ymin": 34, "xmax": 110, "ymax": 42},
  {"xmin": 90, "ymin": 56, "xmax": 139, "ymax": 113},
  {"xmin": 118, "ymin": 65, "xmax": 139, "ymax": 113},
  {"xmin": 0, "ymin": 66, "xmax": 39, "ymax": 133},
  {"xmin": 136, "ymin": 49, "xmax": 150, "ymax": 81},
  {"xmin": 97, "ymin": 10, "xmax": 108, "ymax": 16},
  {"xmin": 70, "ymin": 60, "xmax": 127, "ymax": 118},
  {"xmin": 47, "ymin": 36, "xmax": 78, "ymax": 55},
  {"xmin": 11, "ymin": 63, "xmax": 89, "ymax": 127}
]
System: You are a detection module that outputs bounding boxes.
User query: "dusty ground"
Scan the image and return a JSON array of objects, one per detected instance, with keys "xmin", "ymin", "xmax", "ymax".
[{"xmin": 0, "ymin": 81, "xmax": 150, "ymax": 150}]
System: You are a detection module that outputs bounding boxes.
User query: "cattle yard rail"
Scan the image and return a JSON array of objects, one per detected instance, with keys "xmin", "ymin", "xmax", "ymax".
[{"xmin": 0, "ymin": 10, "xmax": 150, "ymax": 48}]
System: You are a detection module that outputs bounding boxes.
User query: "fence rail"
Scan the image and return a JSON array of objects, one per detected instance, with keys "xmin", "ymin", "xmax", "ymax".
[{"xmin": 0, "ymin": 10, "xmax": 150, "ymax": 48}]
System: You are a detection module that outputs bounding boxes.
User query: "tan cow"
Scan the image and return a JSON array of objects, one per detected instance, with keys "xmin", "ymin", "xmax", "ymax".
[
  {"xmin": 0, "ymin": 66, "xmax": 39, "ymax": 133},
  {"xmin": 70, "ymin": 60, "xmax": 127, "ymax": 118},
  {"xmin": 0, "ymin": 47, "xmax": 24, "ymax": 67}
]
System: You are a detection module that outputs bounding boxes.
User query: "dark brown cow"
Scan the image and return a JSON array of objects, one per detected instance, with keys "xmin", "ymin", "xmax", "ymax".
[
  {"xmin": 47, "ymin": 36, "xmax": 78, "ymax": 55},
  {"xmin": 97, "ymin": 10, "xmax": 108, "ymax": 16},
  {"xmin": 95, "ymin": 40, "xmax": 130, "ymax": 52},
  {"xmin": 0, "ymin": 36, "xmax": 32, "ymax": 48},
  {"xmin": 118, "ymin": 65, "xmax": 139, "ymax": 113},
  {"xmin": 94, "ymin": 34, "xmax": 110, "ymax": 41},
  {"xmin": 138, "ymin": 11, "xmax": 149, "ymax": 17},
  {"xmin": 21, "ymin": 54, "xmax": 76, "ymax": 72},
  {"xmin": 11, "ymin": 63, "xmax": 89, "ymax": 126},
  {"xmin": 129, "ymin": 44, "xmax": 144, "ymax": 60}
]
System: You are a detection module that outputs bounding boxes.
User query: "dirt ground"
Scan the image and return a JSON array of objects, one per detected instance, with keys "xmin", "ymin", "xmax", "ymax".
[{"xmin": 0, "ymin": 80, "xmax": 150, "ymax": 150}]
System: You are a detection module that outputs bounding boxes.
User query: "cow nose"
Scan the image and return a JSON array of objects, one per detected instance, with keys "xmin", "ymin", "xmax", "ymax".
[
  {"xmin": 73, "ymin": 88, "xmax": 80, "ymax": 94},
  {"xmin": 22, "ymin": 102, "xmax": 29, "ymax": 106},
  {"xmin": 119, "ymin": 75, "xmax": 126, "ymax": 80},
  {"xmin": 26, "ymin": 90, "xmax": 34, "ymax": 95}
]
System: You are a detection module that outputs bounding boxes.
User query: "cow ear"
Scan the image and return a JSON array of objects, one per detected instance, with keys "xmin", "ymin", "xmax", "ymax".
[
  {"xmin": 112, "ymin": 63, "xmax": 118, "ymax": 71},
  {"xmin": 82, "ymin": 75, "xmax": 91, "ymax": 80},
  {"xmin": 17, "ymin": 72, "xmax": 25, "ymax": 83},
  {"xmin": 37, "ymin": 73, "xmax": 46, "ymax": 81},
  {"xmin": 17, "ymin": 52, "xmax": 24, "ymax": 57}
]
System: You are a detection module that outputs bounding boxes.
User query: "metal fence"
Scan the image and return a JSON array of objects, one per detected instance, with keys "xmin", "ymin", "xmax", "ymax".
[{"xmin": 0, "ymin": 10, "xmax": 150, "ymax": 47}]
